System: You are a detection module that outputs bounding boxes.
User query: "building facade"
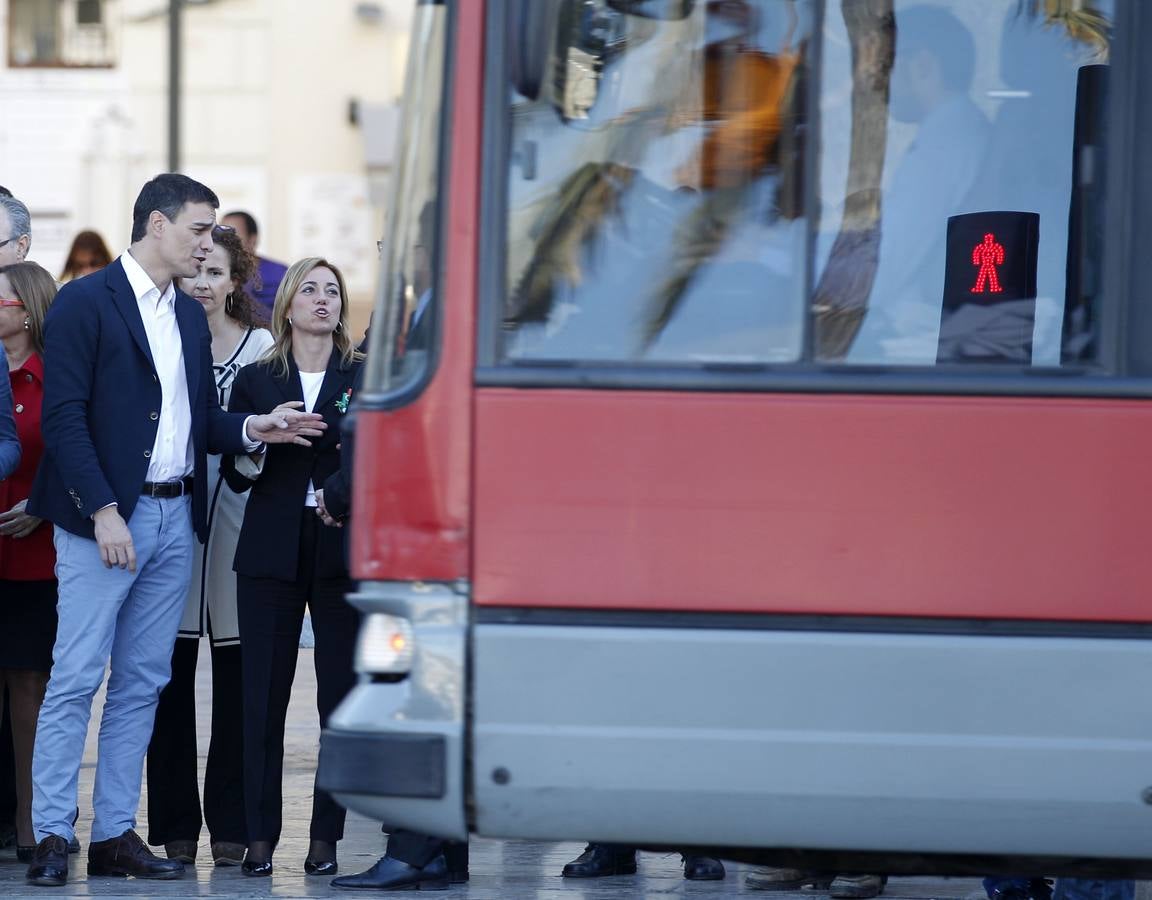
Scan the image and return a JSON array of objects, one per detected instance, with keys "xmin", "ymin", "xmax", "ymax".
[{"xmin": 1, "ymin": 0, "xmax": 410, "ymax": 327}]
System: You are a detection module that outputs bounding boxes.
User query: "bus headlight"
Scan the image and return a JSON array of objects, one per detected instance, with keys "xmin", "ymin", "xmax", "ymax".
[{"xmin": 355, "ymin": 614, "xmax": 414, "ymax": 676}]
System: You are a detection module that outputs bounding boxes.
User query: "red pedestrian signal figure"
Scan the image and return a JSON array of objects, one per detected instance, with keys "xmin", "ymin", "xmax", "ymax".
[{"xmin": 971, "ymin": 232, "xmax": 1005, "ymax": 295}]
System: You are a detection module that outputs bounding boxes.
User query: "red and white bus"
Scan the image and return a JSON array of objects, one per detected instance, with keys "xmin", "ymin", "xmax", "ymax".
[{"xmin": 318, "ymin": 0, "xmax": 1152, "ymax": 874}]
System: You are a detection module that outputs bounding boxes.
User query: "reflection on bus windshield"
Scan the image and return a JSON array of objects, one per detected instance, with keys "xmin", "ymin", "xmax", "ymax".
[{"xmin": 500, "ymin": 0, "xmax": 1114, "ymax": 371}]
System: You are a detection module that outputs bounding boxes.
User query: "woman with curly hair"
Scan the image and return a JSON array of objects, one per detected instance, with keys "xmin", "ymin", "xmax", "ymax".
[{"xmin": 144, "ymin": 226, "xmax": 273, "ymax": 868}]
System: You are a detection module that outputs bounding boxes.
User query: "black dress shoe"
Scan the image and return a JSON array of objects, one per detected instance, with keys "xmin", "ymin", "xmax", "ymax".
[
  {"xmin": 331, "ymin": 853, "xmax": 448, "ymax": 891},
  {"xmin": 26, "ymin": 834, "xmax": 70, "ymax": 887},
  {"xmin": 242, "ymin": 858, "xmax": 274, "ymax": 877},
  {"xmin": 305, "ymin": 838, "xmax": 337, "ymax": 875},
  {"xmin": 683, "ymin": 855, "xmax": 726, "ymax": 881},
  {"xmin": 88, "ymin": 829, "xmax": 184, "ymax": 879},
  {"xmin": 561, "ymin": 843, "xmax": 638, "ymax": 878},
  {"xmin": 66, "ymin": 836, "xmax": 80, "ymax": 855}
]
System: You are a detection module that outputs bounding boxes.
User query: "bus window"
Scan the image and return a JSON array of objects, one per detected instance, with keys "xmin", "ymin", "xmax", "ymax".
[
  {"xmin": 497, "ymin": 0, "xmax": 1117, "ymax": 375},
  {"xmin": 501, "ymin": 0, "xmax": 815, "ymax": 365},
  {"xmin": 816, "ymin": 0, "xmax": 1113, "ymax": 368}
]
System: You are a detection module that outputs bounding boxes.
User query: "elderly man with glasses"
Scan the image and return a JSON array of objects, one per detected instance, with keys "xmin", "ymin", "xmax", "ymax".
[{"xmin": 0, "ymin": 195, "xmax": 32, "ymax": 268}]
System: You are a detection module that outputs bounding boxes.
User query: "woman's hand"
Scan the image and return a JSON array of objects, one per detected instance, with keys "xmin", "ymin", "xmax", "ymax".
[
  {"xmin": 0, "ymin": 499, "xmax": 43, "ymax": 539},
  {"xmin": 245, "ymin": 400, "xmax": 327, "ymax": 447},
  {"xmin": 315, "ymin": 489, "xmax": 342, "ymax": 528}
]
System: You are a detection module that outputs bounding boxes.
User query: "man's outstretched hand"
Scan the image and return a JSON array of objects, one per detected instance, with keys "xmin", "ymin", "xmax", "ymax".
[{"xmin": 245, "ymin": 401, "xmax": 327, "ymax": 447}]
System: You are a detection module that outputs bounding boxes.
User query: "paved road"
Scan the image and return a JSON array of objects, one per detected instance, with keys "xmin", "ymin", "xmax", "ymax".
[{"xmin": 0, "ymin": 648, "xmax": 1038, "ymax": 897}]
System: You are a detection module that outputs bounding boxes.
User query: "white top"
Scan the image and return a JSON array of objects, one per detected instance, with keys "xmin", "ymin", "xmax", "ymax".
[
  {"xmin": 299, "ymin": 369, "xmax": 325, "ymax": 507},
  {"xmin": 121, "ymin": 250, "xmax": 192, "ymax": 482}
]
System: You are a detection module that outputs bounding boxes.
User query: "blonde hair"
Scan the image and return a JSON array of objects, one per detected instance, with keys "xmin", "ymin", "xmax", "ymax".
[
  {"xmin": 0, "ymin": 262, "xmax": 57, "ymax": 355},
  {"xmin": 265, "ymin": 256, "xmax": 362, "ymax": 378}
]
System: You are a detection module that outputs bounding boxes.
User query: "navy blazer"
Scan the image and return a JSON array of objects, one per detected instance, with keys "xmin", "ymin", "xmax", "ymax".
[
  {"xmin": 0, "ymin": 357, "xmax": 19, "ymax": 480},
  {"xmin": 223, "ymin": 349, "xmax": 360, "ymax": 581},
  {"xmin": 27, "ymin": 258, "xmax": 249, "ymax": 541}
]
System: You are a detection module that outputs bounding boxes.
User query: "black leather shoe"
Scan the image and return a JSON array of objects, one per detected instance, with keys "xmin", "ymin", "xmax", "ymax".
[
  {"xmin": 66, "ymin": 836, "xmax": 80, "ymax": 855},
  {"xmin": 242, "ymin": 858, "xmax": 274, "ymax": 877},
  {"xmin": 448, "ymin": 867, "xmax": 469, "ymax": 884},
  {"xmin": 87, "ymin": 829, "xmax": 184, "ymax": 879},
  {"xmin": 305, "ymin": 839, "xmax": 337, "ymax": 875},
  {"xmin": 683, "ymin": 855, "xmax": 726, "ymax": 880},
  {"xmin": 26, "ymin": 834, "xmax": 70, "ymax": 887},
  {"xmin": 331, "ymin": 853, "xmax": 448, "ymax": 891},
  {"xmin": 561, "ymin": 843, "xmax": 638, "ymax": 878}
]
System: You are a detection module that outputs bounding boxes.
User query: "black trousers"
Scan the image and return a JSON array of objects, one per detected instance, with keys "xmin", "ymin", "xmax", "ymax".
[
  {"xmin": 237, "ymin": 515, "xmax": 359, "ymax": 845},
  {"xmin": 387, "ymin": 830, "xmax": 469, "ymax": 872},
  {"xmin": 146, "ymin": 638, "xmax": 246, "ymax": 845}
]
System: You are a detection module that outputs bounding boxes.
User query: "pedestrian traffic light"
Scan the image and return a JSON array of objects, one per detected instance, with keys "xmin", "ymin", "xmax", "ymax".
[{"xmin": 937, "ymin": 211, "xmax": 1040, "ymax": 364}]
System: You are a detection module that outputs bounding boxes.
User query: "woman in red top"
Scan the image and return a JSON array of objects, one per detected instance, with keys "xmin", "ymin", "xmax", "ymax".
[{"xmin": 0, "ymin": 261, "xmax": 59, "ymax": 858}]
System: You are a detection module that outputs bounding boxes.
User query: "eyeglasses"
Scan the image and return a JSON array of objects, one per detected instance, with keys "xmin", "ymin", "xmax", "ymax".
[
  {"xmin": 213, "ymin": 224, "xmax": 236, "ymax": 236},
  {"xmin": 0, "ymin": 298, "xmax": 24, "ymax": 308}
]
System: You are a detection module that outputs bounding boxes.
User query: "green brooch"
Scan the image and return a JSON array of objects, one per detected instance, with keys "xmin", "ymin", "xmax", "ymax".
[{"xmin": 335, "ymin": 389, "xmax": 352, "ymax": 413}]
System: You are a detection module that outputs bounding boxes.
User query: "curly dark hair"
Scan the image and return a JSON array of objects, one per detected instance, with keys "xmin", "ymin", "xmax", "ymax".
[{"xmin": 211, "ymin": 226, "xmax": 266, "ymax": 327}]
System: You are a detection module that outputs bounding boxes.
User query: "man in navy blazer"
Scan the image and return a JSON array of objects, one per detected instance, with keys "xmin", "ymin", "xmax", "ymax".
[{"xmin": 24, "ymin": 174, "xmax": 325, "ymax": 887}]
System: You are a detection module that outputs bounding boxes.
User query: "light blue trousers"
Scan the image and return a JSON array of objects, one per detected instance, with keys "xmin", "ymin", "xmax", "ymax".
[{"xmin": 32, "ymin": 496, "xmax": 194, "ymax": 843}]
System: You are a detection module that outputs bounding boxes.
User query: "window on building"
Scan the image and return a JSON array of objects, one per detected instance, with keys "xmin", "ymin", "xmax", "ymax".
[
  {"xmin": 9, "ymin": 0, "xmax": 117, "ymax": 68},
  {"xmin": 496, "ymin": 0, "xmax": 1117, "ymax": 375}
]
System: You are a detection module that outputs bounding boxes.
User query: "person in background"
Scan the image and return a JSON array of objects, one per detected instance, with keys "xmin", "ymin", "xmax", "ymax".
[
  {"xmin": 220, "ymin": 211, "xmax": 288, "ymax": 315},
  {"xmin": 0, "ymin": 194, "xmax": 32, "ymax": 267},
  {"xmin": 0, "ymin": 262, "xmax": 59, "ymax": 862},
  {"xmin": 222, "ymin": 257, "xmax": 362, "ymax": 878},
  {"xmin": 59, "ymin": 231, "xmax": 113, "ymax": 283},
  {"xmin": 314, "ymin": 374, "xmax": 471, "ymax": 893},
  {"xmin": 145, "ymin": 226, "xmax": 274, "ymax": 868},
  {"xmin": 561, "ymin": 843, "xmax": 725, "ymax": 883}
]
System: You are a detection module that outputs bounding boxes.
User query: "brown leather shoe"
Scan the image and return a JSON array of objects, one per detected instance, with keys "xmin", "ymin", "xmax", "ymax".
[
  {"xmin": 211, "ymin": 841, "xmax": 247, "ymax": 866},
  {"xmin": 164, "ymin": 840, "xmax": 197, "ymax": 863},
  {"xmin": 87, "ymin": 829, "xmax": 185, "ymax": 879},
  {"xmin": 26, "ymin": 834, "xmax": 69, "ymax": 887}
]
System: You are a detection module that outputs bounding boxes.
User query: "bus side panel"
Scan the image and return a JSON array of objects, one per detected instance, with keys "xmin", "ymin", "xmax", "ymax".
[
  {"xmin": 472, "ymin": 389, "xmax": 1152, "ymax": 622},
  {"xmin": 471, "ymin": 623, "xmax": 1152, "ymax": 855}
]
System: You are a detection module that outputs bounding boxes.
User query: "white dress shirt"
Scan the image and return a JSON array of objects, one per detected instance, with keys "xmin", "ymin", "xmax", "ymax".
[
  {"xmin": 121, "ymin": 250, "xmax": 194, "ymax": 483},
  {"xmin": 298, "ymin": 369, "xmax": 325, "ymax": 507},
  {"xmin": 120, "ymin": 251, "xmax": 261, "ymax": 489}
]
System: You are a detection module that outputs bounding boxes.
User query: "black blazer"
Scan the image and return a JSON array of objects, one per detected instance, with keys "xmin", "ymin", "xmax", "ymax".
[
  {"xmin": 28, "ymin": 259, "xmax": 248, "ymax": 540},
  {"xmin": 223, "ymin": 348, "xmax": 361, "ymax": 581}
]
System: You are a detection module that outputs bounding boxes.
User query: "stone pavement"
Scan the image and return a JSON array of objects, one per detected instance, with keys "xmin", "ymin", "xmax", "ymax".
[{"xmin": 0, "ymin": 647, "xmax": 1030, "ymax": 897}]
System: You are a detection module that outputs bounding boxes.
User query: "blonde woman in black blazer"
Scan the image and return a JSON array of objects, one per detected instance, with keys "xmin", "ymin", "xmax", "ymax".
[{"xmin": 222, "ymin": 257, "xmax": 362, "ymax": 878}]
